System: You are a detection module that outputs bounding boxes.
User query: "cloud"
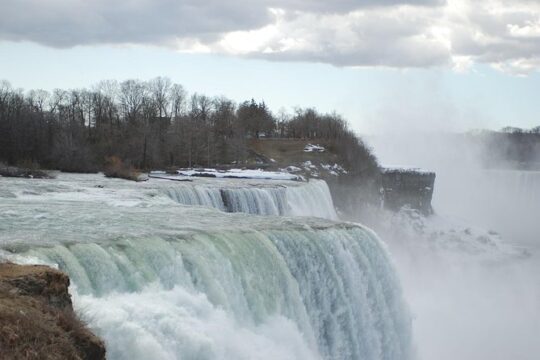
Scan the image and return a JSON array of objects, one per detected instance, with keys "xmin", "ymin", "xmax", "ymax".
[
  {"xmin": 1, "ymin": 0, "xmax": 540, "ymax": 73},
  {"xmin": 0, "ymin": 0, "xmax": 443, "ymax": 47},
  {"xmin": 447, "ymin": 0, "xmax": 540, "ymax": 74},
  {"xmin": 270, "ymin": 0, "xmax": 445, "ymax": 13},
  {"xmin": 0, "ymin": 0, "xmax": 272, "ymax": 47},
  {"xmin": 214, "ymin": 7, "xmax": 451, "ymax": 68}
]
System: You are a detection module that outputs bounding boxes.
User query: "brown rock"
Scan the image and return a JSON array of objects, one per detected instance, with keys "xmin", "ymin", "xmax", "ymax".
[{"xmin": 0, "ymin": 262, "xmax": 106, "ymax": 360}]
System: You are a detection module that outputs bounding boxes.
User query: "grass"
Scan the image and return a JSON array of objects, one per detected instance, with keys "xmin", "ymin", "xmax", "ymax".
[
  {"xmin": 249, "ymin": 139, "xmax": 341, "ymax": 167},
  {"xmin": 103, "ymin": 156, "xmax": 143, "ymax": 181},
  {"xmin": 0, "ymin": 263, "xmax": 105, "ymax": 359}
]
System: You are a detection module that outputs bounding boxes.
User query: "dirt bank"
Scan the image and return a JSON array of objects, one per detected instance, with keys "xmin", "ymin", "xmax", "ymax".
[{"xmin": 0, "ymin": 262, "xmax": 105, "ymax": 360}]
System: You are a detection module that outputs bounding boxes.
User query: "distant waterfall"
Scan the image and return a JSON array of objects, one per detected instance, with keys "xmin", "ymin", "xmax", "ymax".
[
  {"xmin": 24, "ymin": 226, "xmax": 411, "ymax": 360},
  {"xmin": 477, "ymin": 170, "xmax": 540, "ymax": 243},
  {"xmin": 481, "ymin": 170, "xmax": 540, "ymax": 211},
  {"xmin": 163, "ymin": 179, "xmax": 338, "ymax": 220}
]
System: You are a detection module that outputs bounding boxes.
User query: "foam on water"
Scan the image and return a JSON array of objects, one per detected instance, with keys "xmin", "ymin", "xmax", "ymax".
[
  {"xmin": 14, "ymin": 227, "xmax": 411, "ymax": 360},
  {"xmin": 1, "ymin": 173, "xmax": 337, "ymax": 219},
  {"xmin": 0, "ymin": 174, "xmax": 410, "ymax": 360},
  {"xmin": 76, "ymin": 286, "xmax": 320, "ymax": 360},
  {"xmin": 161, "ymin": 179, "xmax": 337, "ymax": 219}
]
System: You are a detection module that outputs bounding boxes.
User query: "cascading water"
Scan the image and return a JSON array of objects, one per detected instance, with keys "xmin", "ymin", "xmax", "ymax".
[
  {"xmin": 0, "ymin": 173, "xmax": 411, "ymax": 360},
  {"xmin": 162, "ymin": 179, "xmax": 338, "ymax": 219},
  {"xmin": 0, "ymin": 172, "xmax": 338, "ymax": 219},
  {"xmin": 478, "ymin": 170, "xmax": 540, "ymax": 213}
]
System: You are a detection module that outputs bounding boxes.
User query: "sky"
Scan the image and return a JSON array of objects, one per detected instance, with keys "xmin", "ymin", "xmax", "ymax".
[{"xmin": 1, "ymin": 0, "xmax": 539, "ymax": 134}]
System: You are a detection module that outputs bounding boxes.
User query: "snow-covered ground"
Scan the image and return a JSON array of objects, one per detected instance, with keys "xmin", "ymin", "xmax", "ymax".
[
  {"xmin": 303, "ymin": 144, "xmax": 325, "ymax": 152},
  {"xmin": 150, "ymin": 164, "xmax": 349, "ymax": 182},
  {"xmin": 151, "ymin": 168, "xmax": 303, "ymax": 181},
  {"xmin": 320, "ymin": 163, "xmax": 348, "ymax": 176},
  {"xmin": 381, "ymin": 165, "xmax": 434, "ymax": 175},
  {"xmin": 279, "ymin": 162, "xmax": 348, "ymax": 178}
]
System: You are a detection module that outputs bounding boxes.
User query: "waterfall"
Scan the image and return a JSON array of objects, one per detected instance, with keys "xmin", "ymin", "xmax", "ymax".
[
  {"xmin": 0, "ymin": 173, "xmax": 411, "ymax": 360},
  {"xmin": 161, "ymin": 180, "xmax": 338, "ymax": 220},
  {"xmin": 21, "ymin": 226, "xmax": 411, "ymax": 360},
  {"xmin": 481, "ymin": 170, "xmax": 540, "ymax": 211}
]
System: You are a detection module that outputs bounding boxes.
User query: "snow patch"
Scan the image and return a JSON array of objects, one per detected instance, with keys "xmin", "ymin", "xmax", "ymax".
[
  {"xmin": 321, "ymin": 163, "xmax": 348, "ymax": 176},
  {"xmin": 284, "ymin": 166, "xmax": 302, "ymax": 173},
  {"xmin": 303, "ymin": 144, "xmax": 325, "ymax": 153},
  {"xmin": 382, "ymin": 165, "xmax": 434, "ymax": 175},
  {"xmin": 302, "ymin": 161, "xmax": 317, "ymax": 170},
  {"xmin": 150, "ymin": 169, "xmax": 303, "ymax": 181}
]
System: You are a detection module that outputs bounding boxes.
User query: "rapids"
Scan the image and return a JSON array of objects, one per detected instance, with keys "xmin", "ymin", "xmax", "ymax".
[{"xmin": 0, "ymin": 173, "xmax": 411, "ymax": 360}]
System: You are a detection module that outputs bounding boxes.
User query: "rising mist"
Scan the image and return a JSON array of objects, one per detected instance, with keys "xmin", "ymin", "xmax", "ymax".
[{"xmin": 366, "ymin": 130, "xmax": 540, "ymax": 360}]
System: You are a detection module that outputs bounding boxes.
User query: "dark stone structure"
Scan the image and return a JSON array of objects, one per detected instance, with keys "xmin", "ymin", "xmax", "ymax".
[{"xmin": 381, "ymin": 167, "xmax": 436, "ymax": 215}]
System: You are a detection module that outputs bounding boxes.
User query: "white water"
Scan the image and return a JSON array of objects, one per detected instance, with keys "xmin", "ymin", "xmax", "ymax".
[
  {"xmin": 0, "ymin": 173, "xmax": 337, "ymax": 220},
  {"xmin": 0, "ymin": 174, "xmax": 409, "ymax": 360},
  {"xmin": 163, "ymin": 178, "xmax": 337, "ymax": 219}
]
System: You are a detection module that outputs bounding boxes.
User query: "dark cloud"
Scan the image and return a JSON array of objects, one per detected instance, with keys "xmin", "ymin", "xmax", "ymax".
[
  {"xmin": 272, "ymin": 0, "xmax": 446, "ymax": 13},
  {"xmin": 0, "ymin": 0, "xmax": 445, "ymax": 47},
  {"xmin": 0, "ymin": 0, "xmax": 271, "ymax": 47},
  {"xmin": 1, "ymin": 0, "xmax": 540, "ymax": 72}
]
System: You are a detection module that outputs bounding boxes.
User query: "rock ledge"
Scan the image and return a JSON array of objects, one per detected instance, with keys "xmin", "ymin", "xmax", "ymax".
[{"xmin": 0, "ymin": 262, "xmax": 105, "ymax": 360}]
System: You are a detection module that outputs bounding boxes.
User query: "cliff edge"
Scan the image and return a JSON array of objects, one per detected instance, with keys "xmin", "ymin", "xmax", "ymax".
[
  {"xmin": 248, "ymin": 139, "xmax": 435, "ymax": 217},
  {"xmin": 381, "ymin": 167, "xmax": 436, "ymax": 215},
  {"xmin": 0, "ymin": 262, "xmax": 105, "ymax": 360}
]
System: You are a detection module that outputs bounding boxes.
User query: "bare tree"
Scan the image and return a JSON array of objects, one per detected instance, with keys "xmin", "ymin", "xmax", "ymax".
[
  {"xmin": 0, "ymin": 77, "xmax": 379, "ymax": 176},
  {"xmin": 149, "ymin": 76, "xmax": 172, "ymax": 119}
]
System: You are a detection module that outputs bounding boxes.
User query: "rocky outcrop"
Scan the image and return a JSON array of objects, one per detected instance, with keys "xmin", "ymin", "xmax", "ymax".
[
  {"xmin": 0, "ymin": 164, "xmax": 52, "ymax": 179},
  {"xmin": 381, "ymin": 167, "xmax": 436, "ymax": 215},
  {"xmin": 245, "ymin": 139, "xmax": 437, "ymax": 217},
  {"xmin": 0, "ymin": 263, "xmax": 105, "ymax": 360}
]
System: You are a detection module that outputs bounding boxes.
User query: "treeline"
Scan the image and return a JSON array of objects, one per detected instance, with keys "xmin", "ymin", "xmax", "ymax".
[
  {"xmin": 0, "ymin": 77, "xmax": 377, "ymax": 174},
  {"xmin": 500, "ymin": 126, "xmax": 540, "ymax": 134}
]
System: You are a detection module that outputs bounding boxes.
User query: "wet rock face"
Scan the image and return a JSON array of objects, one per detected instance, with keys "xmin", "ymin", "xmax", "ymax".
[
  {"xmin": 325, "ymin": 168, "xmax": 436, "ymax": 220},
  {"xmin": 0, "ymin": 263, "xmax": 106, "ymax": 360},
  {"xmin": 381, "ymin": 169, "xmax": 436, "ymax": 215}
]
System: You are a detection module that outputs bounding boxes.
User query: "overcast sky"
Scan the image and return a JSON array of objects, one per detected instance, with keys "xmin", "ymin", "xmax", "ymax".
[{"xmin": 1, "ymin": 0, "xmax": 539, "ymax": 134}]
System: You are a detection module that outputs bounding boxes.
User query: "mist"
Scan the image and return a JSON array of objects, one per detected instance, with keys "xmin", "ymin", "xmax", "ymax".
[{"xmin": 366, "ymin": 130, "xmax": 540, "ymax": 360}]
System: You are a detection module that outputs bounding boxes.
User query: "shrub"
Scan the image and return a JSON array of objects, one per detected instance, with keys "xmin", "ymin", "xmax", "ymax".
[{"xmin": 103, "ymin": 156, "xmax": 142, "ymax": 181}]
